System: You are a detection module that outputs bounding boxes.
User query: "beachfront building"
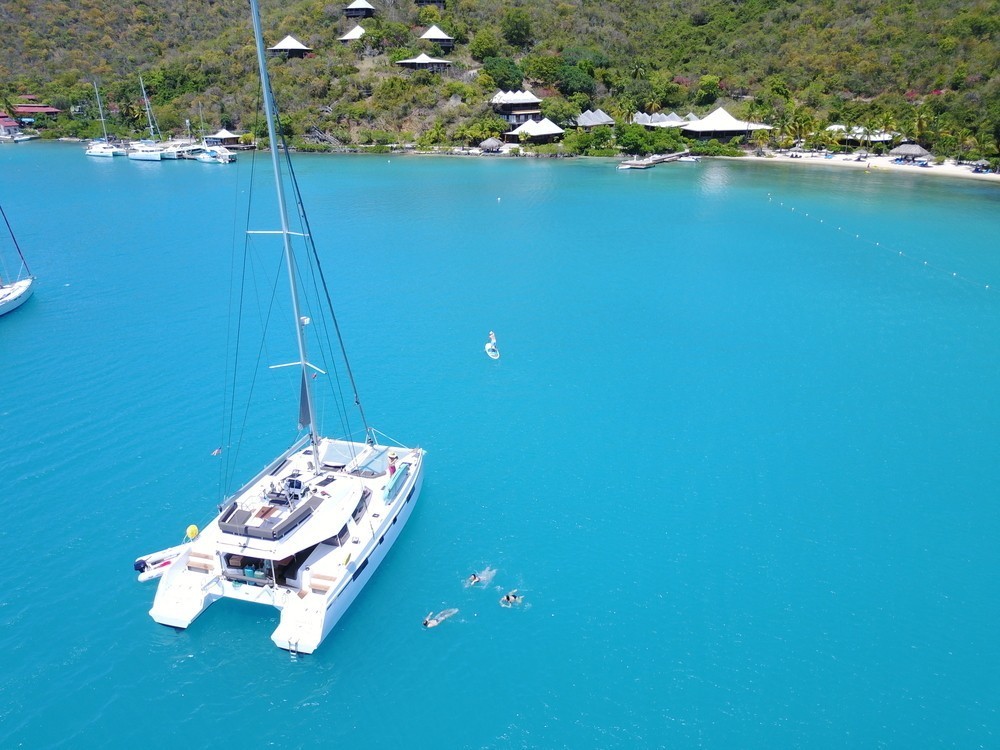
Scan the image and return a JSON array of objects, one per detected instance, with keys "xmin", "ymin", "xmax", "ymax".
[
  {"xmin": 414, "ymin": 0, "xmax": 445, "ymax": 7},
  {"xmin": 680, "ymin": 106, "xmax": 770, "ymax": 141},
  {"xmin": 826, "ymin": 124, "xmax": 894, "ymax": 148},
  {"xmin": 632, "ymin": 111, "xmax": 686, "ymax": 128},
  {"xmin": 12, "ymin": 104, "xmax": 61, "ymax": 119},
  {"xmin": 205, "ymin": 129, "xmax": 242, "ymax": 147},
  {"xmin": 575, "ymin": 109, "xmax": 615, "ymax": 130},
  {"xmin": 0, "ymin": 113, "xmax": 20, "ymax": 137},
  {"xmin": 505, "ymin": 117, "xmax": 564, "ymax": 144},
  {"xmin": 396, "ymin": 53, "xmax": 451, "ymax": 73},
  {"xmin": 344, "ymin": 0, "xmax": 375, "ymax": 18},
  {"xmin": 491, "ymin": 90, "xmax": 543, "ymax": 126},
  {"xmin": 268, "ymin": 35, "xmax": 312, "ymax": 58},
  {"xmin": 420, "ymin": 24, "xmax": 454, "ymax": 51},
  {"xmin": 339, "ymin": 24, "xmax": 366, "ymax": 43}
]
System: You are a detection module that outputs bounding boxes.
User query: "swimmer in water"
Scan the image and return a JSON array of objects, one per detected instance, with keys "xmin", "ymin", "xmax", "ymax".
[
  {"xmin": 423, "ymin": 608, "xmax": 458, "ymax": 628},
  {"xmin": 467, "ymin": 572, "xmax": 481, "ymax": 585},
  {"xmin": 499, "ymin": 590, "xmax": 522, "ymax": 607}
]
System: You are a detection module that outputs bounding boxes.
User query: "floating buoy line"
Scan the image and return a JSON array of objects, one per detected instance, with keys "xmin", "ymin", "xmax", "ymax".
[{"xmin": 766, "ymin": 193, "xmax": 994, "ymax": 293}]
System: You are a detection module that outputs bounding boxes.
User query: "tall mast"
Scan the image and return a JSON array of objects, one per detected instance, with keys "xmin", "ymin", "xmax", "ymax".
[
  {"xmin": 248, "ymin": 0, "xmax": 320, "ymax": 453},
  {"xmin": 0, "ymin": 203, "xmax": 31, "ymax": 279},
  {"xmin": 139, "ymin": 75, "xmax": 156, "ymax": 139},
  {"xmin": 93, "ymin": 82, "xmax": 109, "ymax": 141}
]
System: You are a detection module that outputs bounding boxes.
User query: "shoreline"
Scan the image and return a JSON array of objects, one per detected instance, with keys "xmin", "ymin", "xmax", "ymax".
[
  {"xmin": 729, "ymin": 150, "xmax": 1000, "ymax": 186},
  {"xmin": 47, "ymin": 137, "xmax": 1000, "ymax": 186}
]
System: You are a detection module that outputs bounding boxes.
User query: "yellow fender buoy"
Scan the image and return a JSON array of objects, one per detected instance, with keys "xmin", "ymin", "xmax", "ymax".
[{"xmin": 186, "ymin": 524, "xmax": 199, "ymax": 540}]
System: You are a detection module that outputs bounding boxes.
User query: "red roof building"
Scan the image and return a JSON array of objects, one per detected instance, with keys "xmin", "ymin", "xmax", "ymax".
[{"xmin": 13, "ymin": 105, "xmax": 61, "ymax": 116}]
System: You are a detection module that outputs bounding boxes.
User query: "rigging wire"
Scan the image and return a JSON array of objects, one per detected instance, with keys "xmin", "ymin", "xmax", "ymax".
[
  {"xmin": 0, "ymin": 202, "xmax": 31, "ymax": 278},
  {"xmin": 217, "ymin": 70, "xmax": 375, "ymax": 501},
  {"xmin": 274, "ymin": 108, "xmax": 374, "ymax": 445}
]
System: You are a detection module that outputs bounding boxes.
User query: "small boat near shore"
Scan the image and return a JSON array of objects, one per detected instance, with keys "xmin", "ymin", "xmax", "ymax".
[{"xmin": 196, "ymin": 145, "xmax": 236, "ymax": 163}]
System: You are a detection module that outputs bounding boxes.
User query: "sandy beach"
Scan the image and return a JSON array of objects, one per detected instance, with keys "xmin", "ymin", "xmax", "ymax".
[{"xmin": 747, "ymin": 151, "xmax": 1000, "ymax": 185}]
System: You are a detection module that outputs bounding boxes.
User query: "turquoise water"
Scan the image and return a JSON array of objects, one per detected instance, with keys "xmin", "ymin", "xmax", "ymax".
[{"xmin": 2, "ymin": 143, "xmax": 1000, "ymax": 748}]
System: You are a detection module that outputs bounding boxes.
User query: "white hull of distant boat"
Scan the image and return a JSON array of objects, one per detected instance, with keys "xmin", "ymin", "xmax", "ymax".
[
  {"xmin": 128, "ymin": 142, "xmax": 163, "ymax": 161},
  {"xmin": 149, "ymin": 438, "xmax": 424, "ymax": 653},
  {"xmin": 196, "ymin": 146, "xmax": 236, "ymax": 163},
  {"xmin": 85, "ymin": 141, "xmax": 126, "ymax": 157},
  {"xmin": 161, "ymin": 139, "xmax": 206, "ymax": 159},
  {"xmin": 0, "ymin": 277, "xmax": 34, "ymax": 316}
]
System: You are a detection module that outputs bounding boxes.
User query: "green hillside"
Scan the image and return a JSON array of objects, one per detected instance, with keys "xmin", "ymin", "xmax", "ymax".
[{"xmin": 2, "ymin": 0, "xmax": 998, "ymax": 160}]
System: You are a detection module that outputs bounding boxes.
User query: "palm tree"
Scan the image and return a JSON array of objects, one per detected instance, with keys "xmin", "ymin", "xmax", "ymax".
[
  {"xmin": 909, "ymin": 107, "xmax": 931, "ymax": 147},
  {"xmin": 875, "ymin": 110, "xmax": 897, "ymax": 149},
  {"xmin": 751, "ymin": 127, "xmax": 770, "ymax": 154}
]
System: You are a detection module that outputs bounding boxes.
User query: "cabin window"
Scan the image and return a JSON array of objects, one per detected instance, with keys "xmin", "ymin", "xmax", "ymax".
[
  {"xmin": 325, "ymin": 524, "xmax": 350, "ymax": 547},
  {"xmin": 351, "ymin": 489, "xmax": 370, "ymax": 523},
  {"xmin": 351, "ymin": 557, "xmax": 369, "ymax": 581}
]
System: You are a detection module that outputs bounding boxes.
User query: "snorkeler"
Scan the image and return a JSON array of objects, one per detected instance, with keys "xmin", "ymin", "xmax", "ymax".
[
  {"xmin": 422, "ymin": 608, "xmax": 458, "ymax": 628},
  {"xmin": 499, "ymin": 590, "xmax": 522, "ymax": 607}
]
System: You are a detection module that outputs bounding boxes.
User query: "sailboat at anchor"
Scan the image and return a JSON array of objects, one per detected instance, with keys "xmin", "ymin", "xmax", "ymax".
[
  {"xmin": 0, "ymin": 202, "xmax": 35, "ymax": 317},
  {"xmin": 142, "ymin": 0, "xmax": 426, "ymax": 654}
]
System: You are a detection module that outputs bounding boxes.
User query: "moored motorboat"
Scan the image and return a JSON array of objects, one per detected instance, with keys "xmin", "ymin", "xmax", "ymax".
[
  {"xmin": 196, "ymin": 145, "xmax": 236, "ymax": 163},
  {"xmin": 85, "ymin": 140, "xmax": 127, "ymax": 157},
  {"xmin": 127, "ymin": 141, "xmax": 164, "ymax": 161}
]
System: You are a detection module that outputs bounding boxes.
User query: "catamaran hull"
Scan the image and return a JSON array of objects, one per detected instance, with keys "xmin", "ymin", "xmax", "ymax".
[
  {"xmin": 148, "ymin": 445, "xmax": 425, "ymax": 653},
  {"xmin": 272, "ymin": 465, "xmax": 424, "ymax": 654}
]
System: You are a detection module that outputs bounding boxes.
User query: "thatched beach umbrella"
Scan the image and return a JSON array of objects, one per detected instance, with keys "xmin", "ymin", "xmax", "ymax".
[
  {"xmin": 890, "ymin": 143, "xmax": 930, "ymax": 158},
  {"xmin": 480, "ymin": 137, "xmax": 502, "ymax": 152}
]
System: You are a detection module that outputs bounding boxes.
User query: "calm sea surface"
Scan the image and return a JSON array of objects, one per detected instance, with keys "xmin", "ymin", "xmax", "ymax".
[{"xmin": 2, "ymin": 143, "xmax": 999, "ymax": 748}]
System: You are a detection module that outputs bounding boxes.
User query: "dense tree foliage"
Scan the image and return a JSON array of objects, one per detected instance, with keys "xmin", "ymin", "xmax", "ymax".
[{"xmin": 0, "ymin": 0, "xmax": 997, "ymax": 162}]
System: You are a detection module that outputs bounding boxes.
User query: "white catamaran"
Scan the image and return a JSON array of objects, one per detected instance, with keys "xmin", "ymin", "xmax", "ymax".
[{"xmin": 142, "ymin": 0, "xmax": 425, "ymax": 654}]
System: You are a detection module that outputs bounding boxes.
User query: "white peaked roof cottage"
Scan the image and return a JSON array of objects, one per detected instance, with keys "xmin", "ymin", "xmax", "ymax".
[
  {"xmin": 575, "ymin": 109, "xmax": 615, "ymax": 128},
  {"xmin": 396, "ymin": 53, "xmax": 451, "ymax": 72},
  {"xmin": 420, "ymin": 24, "xmax": 454, "ymax": 51},
  {"xmin": 268, "ymin": 35, "xmax": 312, "ymax": 57},
  {"xmin": 506, "ymin": 117, "xmax": 564, "ymax": 143},
  {"xmin": 339, "ymin": 24, "xmax": 366, "ymax": 42},
  {"xmin": 491, "ymin": 90, "xmax": 543, "ymax": 125},
  {"xmin": 632, "ymin": 111, "xmax": 686, "ymax": 128},
  {"xmin": 205, "ymin": 128, "xmax": 242, "ymax": 146},
  {"xmin": 826, "ymin": 124, "xmax": 893, "ymax": 144},
  {"xmin": 490, "ymin": 90, "xmax": 542, "ymax": 105},
  {"xmin": 681, "ymin": 107, "xmax": 771, "ymax": 139},
  {"xmin": 344, "ymin": 0, "xmax": 375, "ymax": 17}
]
